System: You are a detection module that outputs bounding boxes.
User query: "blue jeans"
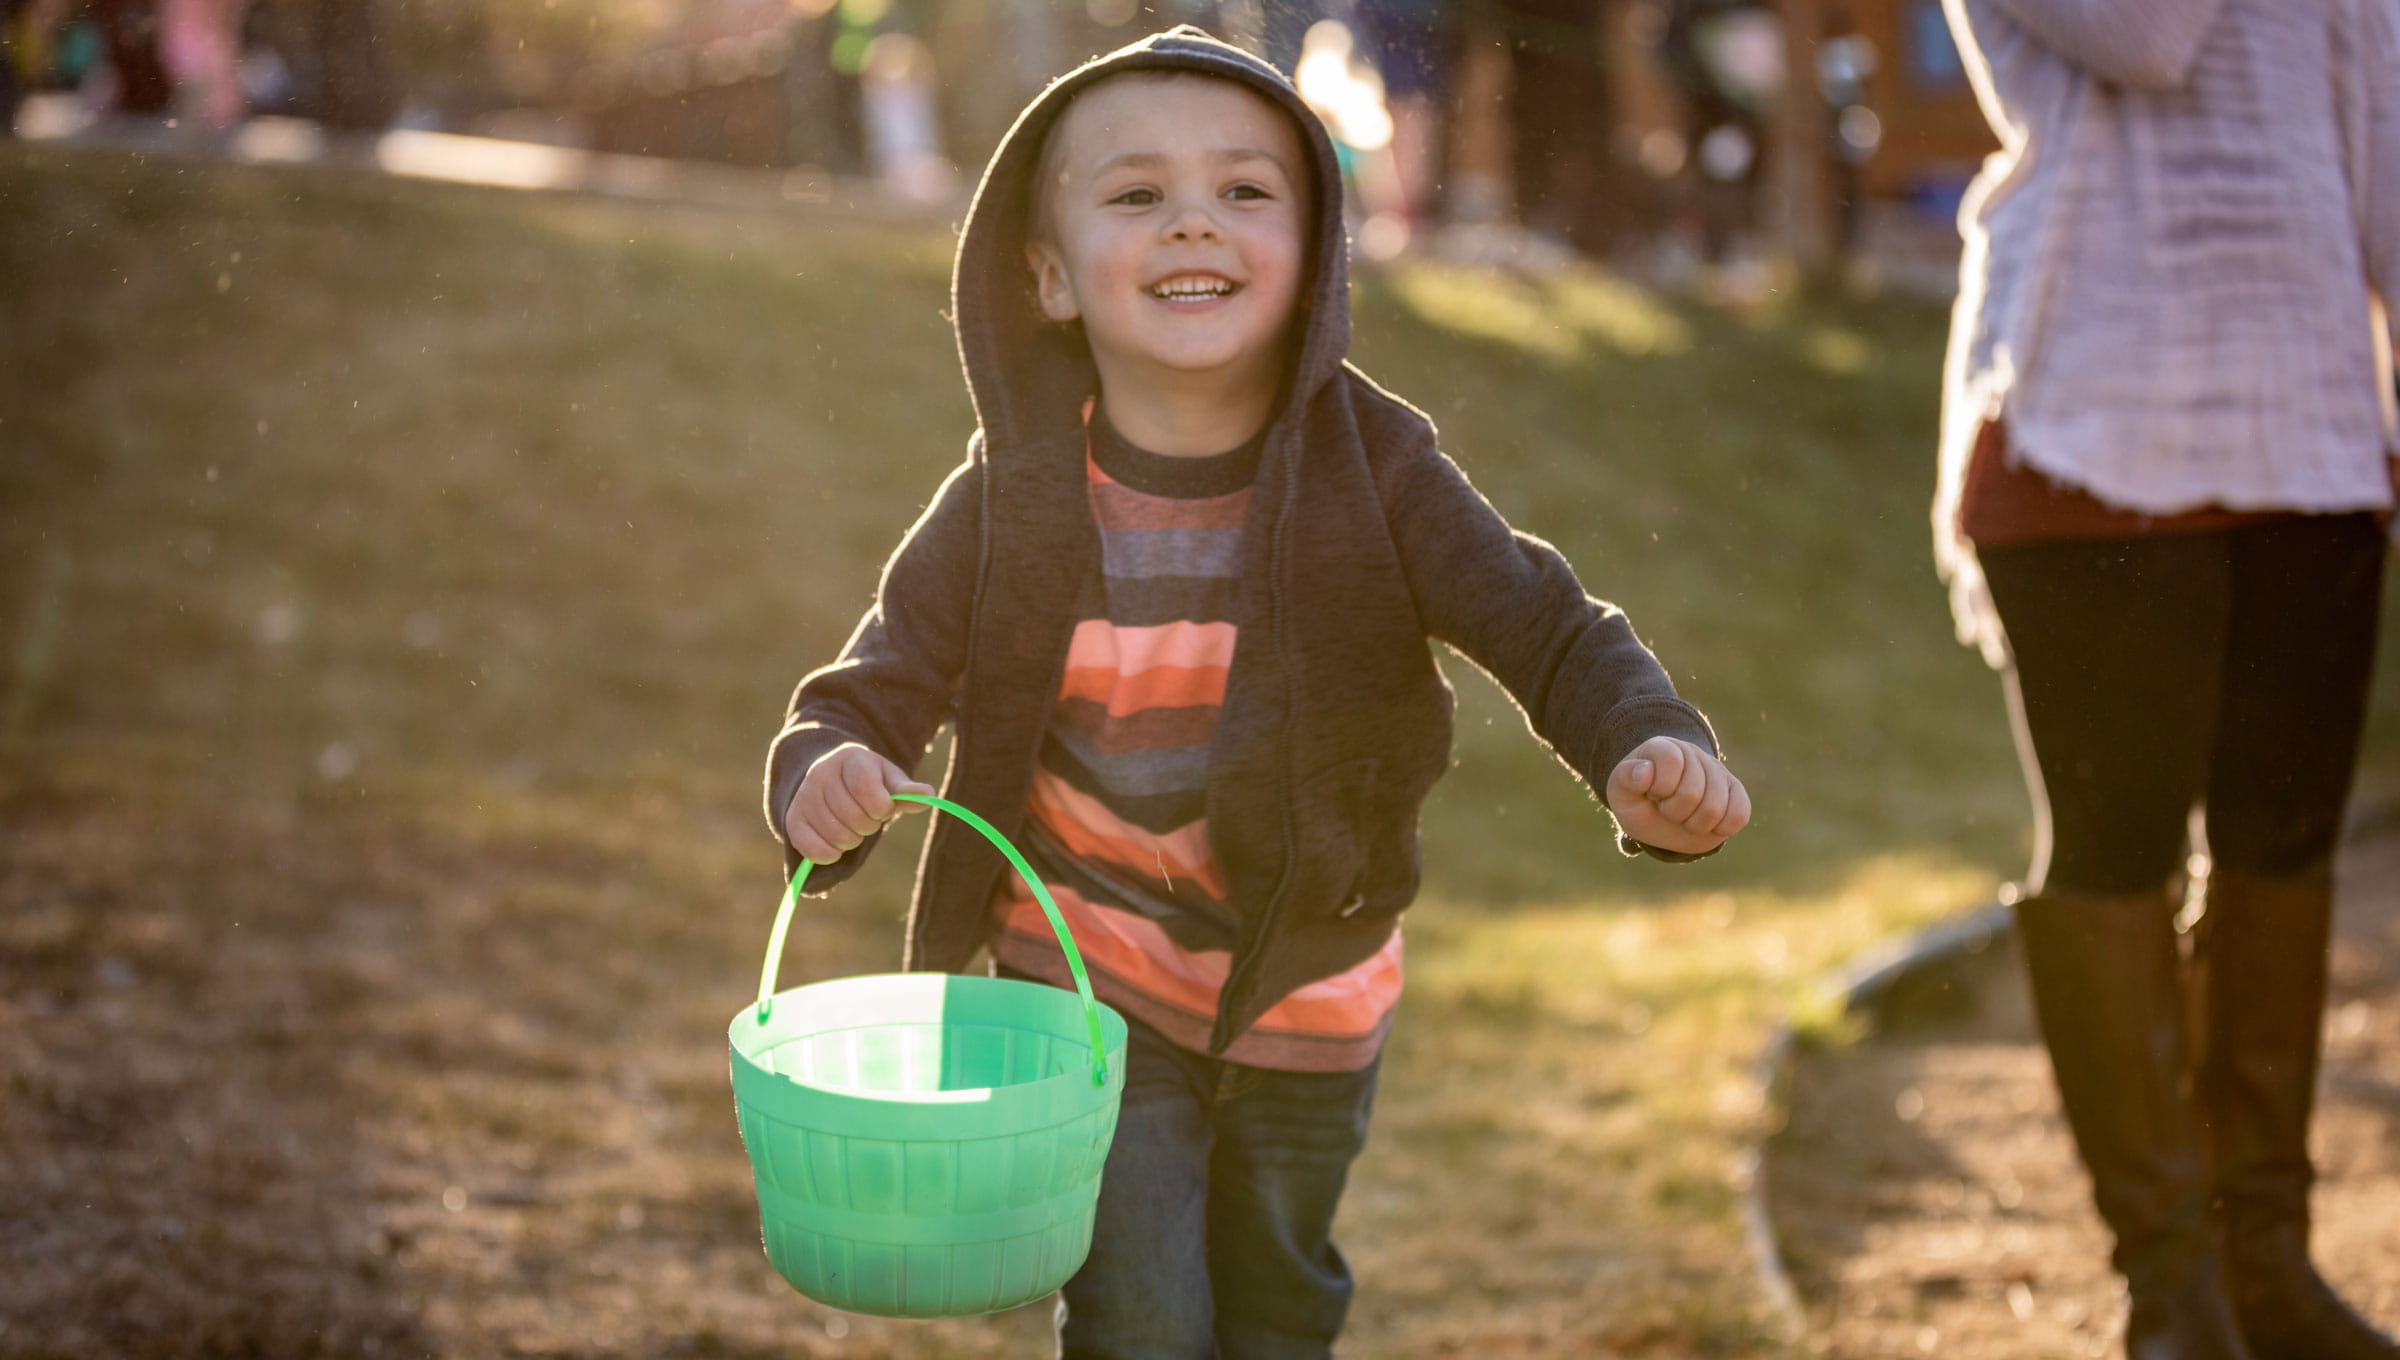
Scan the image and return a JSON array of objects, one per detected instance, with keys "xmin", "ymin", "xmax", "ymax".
[{"xmin": 1055, "ymin": 1006, "xmax": 1381, "ymax": 1360}]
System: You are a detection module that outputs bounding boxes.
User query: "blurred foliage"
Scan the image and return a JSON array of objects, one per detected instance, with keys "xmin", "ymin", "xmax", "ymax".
[
  {"xmin": 382, "ymin": 0, "xmax": 679, "ymax": 98},
  {"xmin": 246, "ymin": 0, "xmax": 688, "ymax": 124}
]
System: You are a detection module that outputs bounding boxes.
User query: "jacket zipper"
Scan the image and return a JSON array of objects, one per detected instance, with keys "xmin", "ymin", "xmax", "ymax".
[
  {"xmin": 1213, "ymin": 419, "xmax": 1304, "ymax": 1050},
  {"xmin": 911, "ymin": 446, "xmax": 998, "ymax": 966}
]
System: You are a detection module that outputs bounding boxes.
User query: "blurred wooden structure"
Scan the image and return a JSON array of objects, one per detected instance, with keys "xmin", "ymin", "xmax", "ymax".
[
  {"xmin": 1843, "ymin": 0, "xmax": 1995, "ymax": 207},
  {"xmin": 1776, "ymin": 0, "xmax": 1833, "ymax": 269},
  {"xmin": 577, "ymin": 3, "xmax": 806, "ymax": 168},
  {"xmin": 1772, "ymin": 0, "xmax": 1996, "ymax": 269},
  {"xmin": 571, "ymin": 1, "xmax": 1140, "ymax": 176}
]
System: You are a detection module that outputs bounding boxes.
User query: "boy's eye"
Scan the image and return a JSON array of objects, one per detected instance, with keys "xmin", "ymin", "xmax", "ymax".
[
  {"xmin": 1225, "ymin": 183, "xmax": 1273, "ymax": 201},
  {"xmin": 1107, "ymin": 187, "xmax": 1160, "ymax": 206}
]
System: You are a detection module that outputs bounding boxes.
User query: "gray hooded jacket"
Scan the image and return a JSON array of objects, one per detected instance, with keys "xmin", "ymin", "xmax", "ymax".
[{"xmin": 765, "ymin": 26, "xmax": 1718, "ymax": 1054}]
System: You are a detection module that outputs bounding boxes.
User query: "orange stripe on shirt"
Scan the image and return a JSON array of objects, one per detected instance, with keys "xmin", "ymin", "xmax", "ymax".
[
  {"xmin": 996, "ymin": 882, "xmax": 1229, "ymax": 1018},
  {"xmin": 1060, "ymin": 662, "xmax": 1230, "ymax": 715},
  {"xmin": 1027, "ymin": 770, "xmax": 1228, "ymax": 901},
  {"xmin": 1249, "ymin": 931, "xmax": 1404, "ymax": 1034},
  {"xmin": 1062, "ymin": 619, "xmax": 1239, "ymax": 677},
  {"xmin": 993, "ymin": 885, "xmax": 1401, "ymax": 1044}
]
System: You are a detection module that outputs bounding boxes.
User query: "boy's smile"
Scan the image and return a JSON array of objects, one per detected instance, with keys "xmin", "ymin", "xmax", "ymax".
[
  {"xmin": 1027, "ymin": 75, "xmax": 1309, "ymax": 429},
  {"xmin": 1150, "ymin": 272, "xmax": 1238, "ymax": 302}
]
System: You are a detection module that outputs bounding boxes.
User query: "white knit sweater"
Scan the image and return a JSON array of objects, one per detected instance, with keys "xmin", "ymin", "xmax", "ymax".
[{"xmin": 1934, "ymin": 0, "xmax": 2400, "ymax": 663}]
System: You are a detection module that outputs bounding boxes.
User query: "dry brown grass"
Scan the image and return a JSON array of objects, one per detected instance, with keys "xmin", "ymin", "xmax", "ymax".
[{"xmin": 18, "ymin": 141, "xmax": 2376, "ymax": 1357}]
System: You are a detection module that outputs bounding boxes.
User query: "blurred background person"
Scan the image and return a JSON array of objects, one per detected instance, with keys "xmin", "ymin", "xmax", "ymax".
[
  {"xmin": 1, "ymin": 0, "xmax": 58, "ymax": 133},
  {"xmin": 1932, "ymin": 2, "xmax": 2400, "ymax": 1358},
  {"xmin": 89, "ymin": 0, "xmax": 174, "ymax": 117},
  {"xmin": 1490, "ymin": 0, "xmax": 1619, "ymax": 256},
  {"xmin": 856, "ymin": 27, "xmax": 950, "ymax": 205},
  {"xmin": 157, "ymin": 0, "xmax": 243, "ymax": 134},
  {"xmin": 1351, "ymin": 0, "xmax": 1453, "ymax": 237},
  {"xmin": 1295, "ymin": 15, "xmax": 1410, "ymax": 255},
  {"xmin": 1656, "ymin": 0, "xmax": 1776, "ymax": 268},
  {"xmin": 1813, "ymin": 1, "xmax": 1878, "ymax": 266},
  {"xmin": 1243, "ymin": 0, "xmax": 1337, "ymax": 73},
  {"xmin": 794, "ymin": 0, "xmax": 871, "ymax": 180}
]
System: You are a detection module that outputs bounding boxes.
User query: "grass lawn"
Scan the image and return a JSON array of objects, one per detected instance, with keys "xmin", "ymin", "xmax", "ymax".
[{"xmin": 4, "ymin": 144, "xmax": 2394, "ymax": 1357}]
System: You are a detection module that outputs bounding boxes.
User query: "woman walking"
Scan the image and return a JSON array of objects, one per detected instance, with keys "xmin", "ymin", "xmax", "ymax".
[{"xmin": 1934, "ymin": 1, "xmax": 2400, "ymax": 1357}]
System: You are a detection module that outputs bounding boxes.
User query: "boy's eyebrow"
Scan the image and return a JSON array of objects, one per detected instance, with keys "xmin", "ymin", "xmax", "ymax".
[{"xmin": 1087, "ymin": 147, "xmax": 1294, "ymax": 178}]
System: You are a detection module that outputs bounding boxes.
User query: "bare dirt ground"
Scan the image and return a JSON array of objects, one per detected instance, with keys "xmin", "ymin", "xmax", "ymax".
[
  {"xmin": 0, "ymin": 770, "xmax": 1061, "ymax": 1360},
  {"xmin": 1764, "ymin": 808, "xmax": 2400, "ymax": 1359}
]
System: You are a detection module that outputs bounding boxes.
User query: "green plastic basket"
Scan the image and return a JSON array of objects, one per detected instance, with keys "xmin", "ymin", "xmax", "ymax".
[{"xmin": 728, "ymin": 793, "xmax": 1128, "ymax": 1318}]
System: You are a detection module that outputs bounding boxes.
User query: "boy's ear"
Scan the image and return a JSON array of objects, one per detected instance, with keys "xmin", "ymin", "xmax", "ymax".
[{"xmin": 1025, "ymin": 240, "xmax": 1081, "ymax": 323}]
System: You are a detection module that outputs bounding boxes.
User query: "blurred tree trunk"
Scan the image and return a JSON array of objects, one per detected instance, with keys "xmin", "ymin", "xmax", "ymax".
[
  {"xmin": 311, "ymin": 0, "xmax": 393, "ymax": 129},
  {"xmin": 1772, "ymin": 0, "xmax": 1833, "ymax": 274},
  {"xmin": 248, "ymin": 0, "xmax": 395, "ymax": 128}
]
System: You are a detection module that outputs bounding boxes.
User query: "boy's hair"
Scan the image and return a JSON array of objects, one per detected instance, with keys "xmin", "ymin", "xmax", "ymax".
[{"xmin": 1026, "ymin": 68, "xmax": 1291, "ymax": 248}]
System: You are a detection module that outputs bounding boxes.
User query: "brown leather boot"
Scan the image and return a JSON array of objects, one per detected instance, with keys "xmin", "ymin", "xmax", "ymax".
[
  {"xmin": 2016, "ymin": 891, "xmax": 2254, "ymax": 1360},
  {"xmin": 2197, "ymin": 871, "xmax": 2400, "ymax": 1360}
]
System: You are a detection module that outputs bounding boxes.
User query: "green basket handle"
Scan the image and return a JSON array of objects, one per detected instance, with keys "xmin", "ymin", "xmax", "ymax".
[{"xmin": 757, "ymin": 792, "xmax": 1111, "ymax": 1087}]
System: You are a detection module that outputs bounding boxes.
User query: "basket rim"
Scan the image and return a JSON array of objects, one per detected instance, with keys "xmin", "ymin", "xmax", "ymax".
[{"xmin": 728, "ymin": 974, "xmax": 1129, "ymax": 1128}]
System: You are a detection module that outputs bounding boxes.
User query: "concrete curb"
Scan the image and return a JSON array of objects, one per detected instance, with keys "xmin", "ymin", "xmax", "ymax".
[
  {"xmin": 1737, "ymin": 793, "xmax": 2400, "ymax": 1344},
  {"xmin": 1739, "ymin": 896, "xmax": 2018, "ymax": 1343}
]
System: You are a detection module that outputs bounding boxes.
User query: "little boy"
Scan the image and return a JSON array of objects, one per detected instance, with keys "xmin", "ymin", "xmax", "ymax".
[{"xmin": 766, "ymin": 27, "xmax": 1747, "ymax": 1358}]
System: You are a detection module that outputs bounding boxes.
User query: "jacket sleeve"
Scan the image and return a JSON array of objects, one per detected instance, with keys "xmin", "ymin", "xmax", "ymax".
[
  {"xmin": 1380, "ymin": 433, "xmax": 1720, "ymax": 859},
  {"xmin": 1967, "ymin": 0, "xmax": 2225, "ymax": 91},
  {"xmin": 762, "ymin": 450, "xmax": 983, "ymax": 889}
]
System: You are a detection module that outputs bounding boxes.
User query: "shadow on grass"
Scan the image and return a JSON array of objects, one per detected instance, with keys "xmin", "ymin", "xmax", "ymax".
[{"xmin": 2, "ymin": 780, "xmax": 436, "ymax": 1358}]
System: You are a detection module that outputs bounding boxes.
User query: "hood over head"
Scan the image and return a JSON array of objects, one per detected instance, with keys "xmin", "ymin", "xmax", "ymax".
[{"xmin": 949, "ymin": 26, "xmax": 1352, "ymax": 449}]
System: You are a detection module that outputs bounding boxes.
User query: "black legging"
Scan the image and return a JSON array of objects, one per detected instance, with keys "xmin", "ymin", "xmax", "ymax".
[{"xmin": 1978, "ymin": 514, "xmax": 2387, "ymax": 896}]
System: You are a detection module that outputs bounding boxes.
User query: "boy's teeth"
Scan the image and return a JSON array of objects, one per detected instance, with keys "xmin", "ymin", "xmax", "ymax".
[{"xmin": 1153, "ymin": 279, "xmax": 1232, "ymax": 299}]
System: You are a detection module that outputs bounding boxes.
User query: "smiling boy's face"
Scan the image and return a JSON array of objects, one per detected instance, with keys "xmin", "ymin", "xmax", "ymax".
[{"xmin": 1026, "ymin": 73, "xmax": 1309, "ymax": 401}]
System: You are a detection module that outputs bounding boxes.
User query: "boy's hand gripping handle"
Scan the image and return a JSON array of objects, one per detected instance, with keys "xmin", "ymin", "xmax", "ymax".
[{"xmin": 756, "ymin": 792, "xmax": 1111, "ymax": 1086}]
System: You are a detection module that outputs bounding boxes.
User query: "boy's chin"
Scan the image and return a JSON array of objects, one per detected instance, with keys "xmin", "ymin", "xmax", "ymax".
[{"xmin": 1124, "ymin": 335, "xmax": 1287, "ymax": 374}]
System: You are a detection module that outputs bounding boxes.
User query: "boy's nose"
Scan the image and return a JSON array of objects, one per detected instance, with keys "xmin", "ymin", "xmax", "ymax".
[{"xmin": 1162, "ymin": 202, "xmax": 1223, "ymax": 243}]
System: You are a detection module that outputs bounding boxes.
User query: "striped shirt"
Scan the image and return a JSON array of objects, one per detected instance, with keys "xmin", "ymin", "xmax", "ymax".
[{"xmin": 987, "ymin": 407, "xmax": 1403, "ymax": 1071}]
